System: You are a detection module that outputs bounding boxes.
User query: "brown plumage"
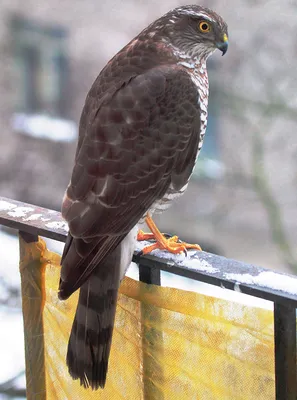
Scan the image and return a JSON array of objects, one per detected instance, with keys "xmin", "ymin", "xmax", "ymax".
[{"xmin": 59, "ymin": 5, "xmax": 228, "ymax": 389}]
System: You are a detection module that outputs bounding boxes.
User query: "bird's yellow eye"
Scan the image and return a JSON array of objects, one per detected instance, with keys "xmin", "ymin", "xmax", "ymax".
[{"xmin": 199, "ymin": 21, "xmax": 211, "ymax": 33}]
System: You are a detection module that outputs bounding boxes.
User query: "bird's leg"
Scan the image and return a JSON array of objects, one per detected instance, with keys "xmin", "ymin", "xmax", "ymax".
[
  {"xmin": 137, "ymin": 229, "xmax": 178, "ymax": 242},
  {"xmin": 138, "ymin": 213, "xmax": 202, "ymax": 254},
  {"xmin": 137, "ymin": 230, "xmax": 157, "ymax": 241}
]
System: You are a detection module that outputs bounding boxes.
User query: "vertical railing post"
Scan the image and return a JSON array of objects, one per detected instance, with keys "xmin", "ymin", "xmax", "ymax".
[
  {"xmin": 274, "ymin": 302, "xmax": 296, "ymax": 400},
  {"xmin": 139, "ymin": 264, "xmax": 161, "ymax": 286},
  {"xmin": 139, "ymin": 261, "xmax": 164, "ymax": 400},
  {"xmin": 19, "ymin": 231, "xmax": 46, "ymax": 400}
]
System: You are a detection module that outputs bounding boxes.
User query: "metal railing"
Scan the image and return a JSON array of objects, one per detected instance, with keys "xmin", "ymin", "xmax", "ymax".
[{"xmin": 0, "ymin": 195, "xmax": 296, "ymax": 400}]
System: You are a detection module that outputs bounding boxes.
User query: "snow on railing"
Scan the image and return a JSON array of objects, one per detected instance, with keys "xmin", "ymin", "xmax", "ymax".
[{"xmin": 0, "ymin": 196, "xmax": 296, "ymax": 400}]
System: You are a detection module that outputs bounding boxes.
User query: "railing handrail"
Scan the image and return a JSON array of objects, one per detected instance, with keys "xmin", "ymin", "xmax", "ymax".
[
  {"xmin": 0, "ymin": 195, "xmax": 296, "ymax": 399},
  {"xmin": 1, "ymin": 195, "xmax": 297, "ymax": 307}
]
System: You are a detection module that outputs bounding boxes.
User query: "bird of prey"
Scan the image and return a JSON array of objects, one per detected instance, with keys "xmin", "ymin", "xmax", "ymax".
[{"xmin": 59, "ymin": 5, "xmax": 228, "ymax": 390}]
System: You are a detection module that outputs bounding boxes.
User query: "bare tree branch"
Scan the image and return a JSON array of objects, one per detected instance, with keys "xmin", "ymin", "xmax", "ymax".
[{"xmin": 250, "ymin": 129, "xmax": 297, "ymax": 271}]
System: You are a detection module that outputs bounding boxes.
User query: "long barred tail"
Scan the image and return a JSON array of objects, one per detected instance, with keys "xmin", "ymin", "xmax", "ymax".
[{"xmin": 66, "ymin": 250, "xmax": 121, "ymax": 389}]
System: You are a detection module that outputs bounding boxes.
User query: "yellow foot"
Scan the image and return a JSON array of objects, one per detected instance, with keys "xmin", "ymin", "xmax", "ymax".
[
  {"xmin": 138, "ymin": 214, "xmax": 202, "ymax": 255},
  {"xmin": 137, "ymin": 230, "xmax": 157, "ymax": 241}
]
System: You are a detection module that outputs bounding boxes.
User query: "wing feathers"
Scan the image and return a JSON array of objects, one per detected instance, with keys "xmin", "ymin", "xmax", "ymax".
[
  {"xmin": 59, "ymin": 234, "xmax": 125, "ymax": 300},
  {"xmin": 61, "ymin": 66, "xmax": 200, "ymax": 295},
  {"xmin": 61, "ymin": 48, "xmax": 202, "ymax": 389}
]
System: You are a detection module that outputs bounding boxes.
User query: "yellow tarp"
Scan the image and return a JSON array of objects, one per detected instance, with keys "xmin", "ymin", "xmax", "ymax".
[{"xmin": 19, "ymin": 236, "xmax": 275, "ymax": 400}]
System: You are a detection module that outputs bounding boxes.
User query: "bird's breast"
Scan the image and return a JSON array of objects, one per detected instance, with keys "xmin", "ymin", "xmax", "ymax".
[
  {"xmin": 190, "ymin": 62, "xmax": 209, "ymax": 154},
  {"xmin": 149, "ymin": 181, "xmax": 189, "ymax": 215},
  {"xmin": 150, "ymin": 63, "xmax": 209, "ymax": 216}
]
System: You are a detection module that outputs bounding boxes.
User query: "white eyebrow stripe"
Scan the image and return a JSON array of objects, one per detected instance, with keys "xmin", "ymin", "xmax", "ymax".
[
  {"xmin": 181, "ymin": 10, "xmax": 215, "ymax": 23},
  {"xmin": 197, "ymin": 13, "xmax": 214, "ymax": 22}
]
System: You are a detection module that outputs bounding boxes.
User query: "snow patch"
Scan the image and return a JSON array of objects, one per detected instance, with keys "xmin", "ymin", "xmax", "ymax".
[
  {"xmin": 0, "ymin": 310, "xmax": 25, "ymax": 382},
  {"xmin": 224, "ymin": 271, "xmax": 297, "ymax": 295},
  {"xmin": 46, "ymin": 221, "xmax": 68, "ymax": 231},
  {"xmin": 185, "ymin": 257, "xmax": 219, "ymax": 273},
  {"xmin": 0, "ymin": 200, "xmax": 17, "ymax": 211},
  {"xmin": 8, "ymin": 206, "xmax": 34, "ymax": 218},
  {"xmin": 135, "ymin": 240, "xmax": 219, "ymax": 273},
  {"xmin": 23, "ymin": 213, "xmax": 43, "ymax": 221},
  {"xmin": 12, "ymin": 112, "xmax": 77, "ymax": 142}
]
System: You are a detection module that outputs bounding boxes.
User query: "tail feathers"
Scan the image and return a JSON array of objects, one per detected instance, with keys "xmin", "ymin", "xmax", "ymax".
[
  {"xmin": 59, "ymin": 233, "xmax": 125, "ymax": 301},
  {"xmin": 66, "ymin": 258, "xmax": 120, "ymax": 389},
  {"xmin": 62, "ymin": 227, "xmax": 138, "ymax": 389}
]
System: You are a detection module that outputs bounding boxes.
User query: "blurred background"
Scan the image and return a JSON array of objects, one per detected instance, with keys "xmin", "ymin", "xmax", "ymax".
[{"xmin": 0, "ymin": 0, "xmax": 297, "ymax": 397}]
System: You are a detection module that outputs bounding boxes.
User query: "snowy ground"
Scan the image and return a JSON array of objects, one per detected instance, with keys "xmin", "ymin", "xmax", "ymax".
[
  {"xmin": 0, "ymin": 227, "xmax": 272, "ymax": 398},
  {"xmin": 0, "ymin": 229, "xmax": 26, "ymax": 399}
]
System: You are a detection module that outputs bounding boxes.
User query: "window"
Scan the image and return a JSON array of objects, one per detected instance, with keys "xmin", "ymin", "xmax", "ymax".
[{"xmin": 11, "ymin": 16, "xmax": 76, "ymax": 141}]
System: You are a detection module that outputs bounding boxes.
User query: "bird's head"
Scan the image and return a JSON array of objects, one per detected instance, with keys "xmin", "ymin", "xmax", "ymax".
[{"xmin": 150, "ymin": 5, "xmax": 228, "ymax": 61}]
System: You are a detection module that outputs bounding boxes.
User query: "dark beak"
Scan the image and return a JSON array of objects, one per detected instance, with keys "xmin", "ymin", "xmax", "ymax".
[
  {"xmin": 216, "ymin": 34, "xmax": 228, "ymax": 56},
  {"xmin": 217, "ymin": 40, "xmax": 228, "ymax": 56}
]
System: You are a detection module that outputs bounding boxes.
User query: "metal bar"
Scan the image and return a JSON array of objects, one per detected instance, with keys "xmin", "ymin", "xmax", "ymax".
[
  {"xmin": 2, "ymin": 195, "xmax": 297, "ymax": 307},
  {"xmin": 0, "ymin": 196, "xmax": 67, "ymax": 242},
  {"xmin": 274, "ymin": 303, "xmax": 297, "ymax": 400},
  {"xmin": 134, "ymin": 252, "xmax": 297, "ymax": 308},
  {"xmin": 19, "ymin": 231, "xmax": 46, "ymax": 400},
  {"xmin": 1, "ymin": 196, "xmax": 297, "ymax": 398},
  {"xmin": 139, "ymin": 261, "xmax": 163, "ymax": 400},
  {"xmin": 139, "ymin": 264, "xmax": 161, "ymax": 285}
]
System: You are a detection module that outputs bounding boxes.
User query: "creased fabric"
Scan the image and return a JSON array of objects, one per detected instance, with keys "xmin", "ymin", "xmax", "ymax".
[{"xmin": 19, "ymin": 238, "xmax": 275, "ymax": 400}]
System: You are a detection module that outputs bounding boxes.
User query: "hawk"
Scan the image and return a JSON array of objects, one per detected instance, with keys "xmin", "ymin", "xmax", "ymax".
[{"xmin": 59, "ymin": 5, "xmax": 228, "ymax": 389}]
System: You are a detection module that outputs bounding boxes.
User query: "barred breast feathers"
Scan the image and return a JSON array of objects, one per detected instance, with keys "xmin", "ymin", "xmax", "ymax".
[{"xmin": 152, "ymin": 60, "xmax": 209, "ymax": 215}]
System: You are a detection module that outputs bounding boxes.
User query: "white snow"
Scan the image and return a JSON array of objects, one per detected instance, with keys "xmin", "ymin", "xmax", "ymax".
[
  {"xmin": 135, "ymin": 240, "xmax": 218, "ymax": 273},
  {"xmin": 12, "ymin": 112, "xmax": 77, "ymax": 142},
  {"xmin": 0, "ymin": 200, "xmax": 17, "ymax": 211},
  {"xmin": 134, "ymin": 241, "xmax": 272, "ymax": 308},
  {"xmin": 184, "ymin": 257, "xmax": 219, "ymax": 273},
  {"xmin": 225, "ymin": 271, "xmax": 297, "ymax": 296},
  {"xmin": 0, "ymin": 309, "xmax": 25, "ymax": 383},
  {"xmin": 7, "ymin": 207, "xmax": 34, "ymax": 218},
  {"xmin": 45, "ymin": 221, "xmax": 68, "ymax": 231},
  {"xmin": 23, "ymin": 213, "xmax": 43, "ymax": 221},
  {"xmin": 0, "ymin": 229, "xmax": 21, "ymax": 286},
  {"xmin": 0, "ymin": 229, "xmax": 25, "ymax": 392}
]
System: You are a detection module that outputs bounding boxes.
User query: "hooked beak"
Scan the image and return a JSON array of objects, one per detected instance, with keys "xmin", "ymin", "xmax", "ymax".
[{"xmin": 216, "ymin": 33, "xmax": 228, "ymax": 56}]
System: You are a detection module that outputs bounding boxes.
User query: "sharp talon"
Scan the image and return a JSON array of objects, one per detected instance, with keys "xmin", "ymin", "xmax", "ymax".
[{"xmin": 139, "ymin": 213, "xmax": 202, "ymax": 255}]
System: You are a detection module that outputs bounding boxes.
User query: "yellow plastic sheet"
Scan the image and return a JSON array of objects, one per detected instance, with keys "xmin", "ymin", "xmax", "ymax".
[{"xmin": 19, "ymin": 236, "xmax": 275, "ymax": 400}]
